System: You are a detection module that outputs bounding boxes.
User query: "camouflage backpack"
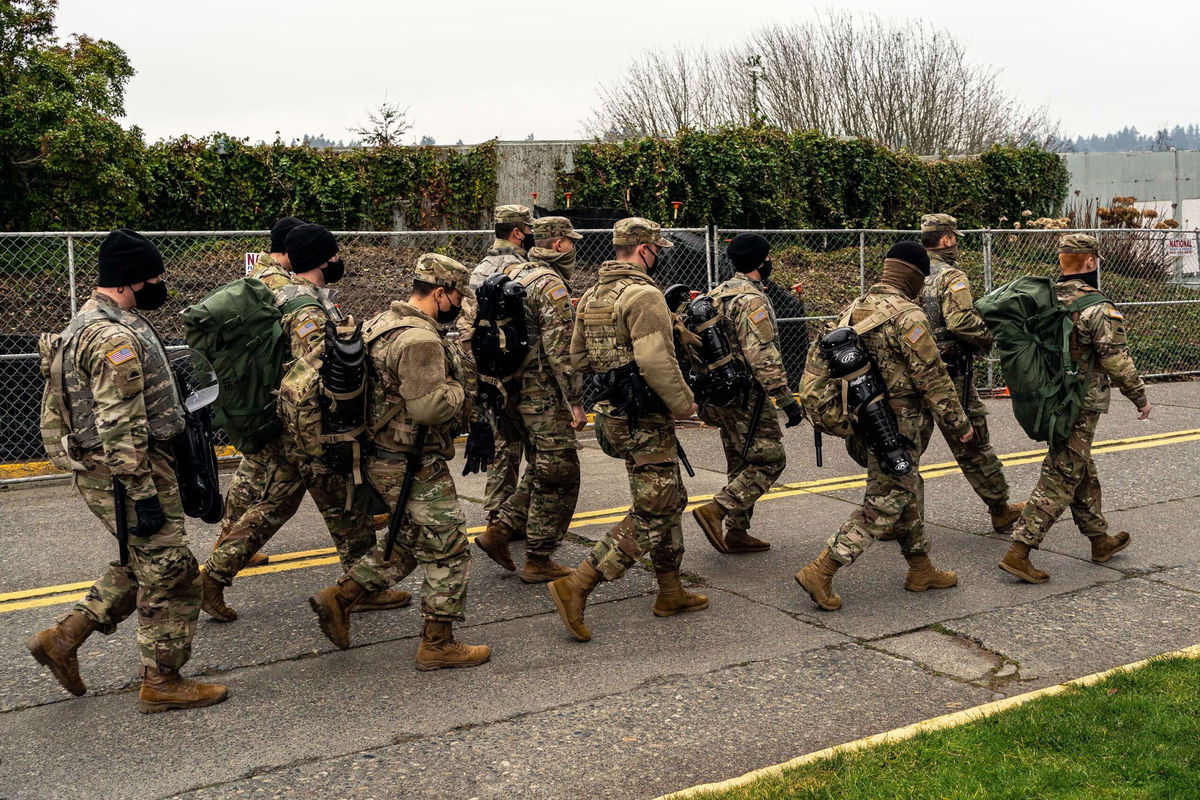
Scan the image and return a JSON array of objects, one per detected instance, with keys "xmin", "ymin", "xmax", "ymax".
[{"xmin": 798, "ymin": 296, "xmax": 910, "ymax": 438}]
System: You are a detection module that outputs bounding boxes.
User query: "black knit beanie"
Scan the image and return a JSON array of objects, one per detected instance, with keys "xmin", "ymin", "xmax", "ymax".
[
  {"xmin": 885, "ymin": 241, "xmax": 931, "ymax": 276},
  {"xmin": 97, "ymin": 229, "xmax": 165, "ymax": 287},
  {"xmin": 726, "ymin": 233, "xmax": 771, "ymax": 271},
  {"xmin": 270, "ymin": 216, "xmax": 305, "ymax": 254},
  {"xmin": 285, "ymin": 224, "xmax": 338, "ymax": 271}
]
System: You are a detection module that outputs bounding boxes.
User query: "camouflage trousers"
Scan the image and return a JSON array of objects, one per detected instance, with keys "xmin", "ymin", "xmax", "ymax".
[
  {"xmin": 1012, "ymin": 411, "xmax": 1107, "ymax": 548},
  {"xmin": 699, "ymin": 401, "xmax": 786, "ymax": 533},
  {"xmin": 494, "ymin": 388, "xmax": 581, "ymax": 557},
  {"xmin": 587, "ymin": 413, "xmax": 687, "ymax": 580},
  {"xmin": 206, "ymin": 433, "xmax": 377, "ymax": 586},
  {"xmin": 935, "ymin": 376, "xmax": 1009, "ymax": 510},
  {"xmin": 482, "ymin": 410, "xmax": 526, "ymax": 522},
  {"xmin": 72, "ymin": 447, "xmax": 201, "ymax": 670},
  {"xmin": 827, "ymin": 403, "xmax": 934, "ymax": 565},
  {"xmin": 346, "ymin": 456, "xmax": 471, "ymax": 622}
]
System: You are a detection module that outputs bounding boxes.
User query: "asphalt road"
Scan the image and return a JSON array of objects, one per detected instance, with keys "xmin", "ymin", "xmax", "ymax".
[{"xmin": 1, "ymin": 383, "xmax": 1198, "ymax": 799}]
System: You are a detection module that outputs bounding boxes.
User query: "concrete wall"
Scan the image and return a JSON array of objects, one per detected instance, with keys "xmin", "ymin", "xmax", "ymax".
[
  {"xmin": 493, "ymin": 141, "xmax": 580, "ymax": 211},
  {"xmin": 1063, "ymin": 150, "xmax": 1200, "ymax": 222}
]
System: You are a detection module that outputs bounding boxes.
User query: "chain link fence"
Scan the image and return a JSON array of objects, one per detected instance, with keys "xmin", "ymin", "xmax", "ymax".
[{"xmin": 2, "ymin": 226, "xmax": 1197, "ymax": 471}]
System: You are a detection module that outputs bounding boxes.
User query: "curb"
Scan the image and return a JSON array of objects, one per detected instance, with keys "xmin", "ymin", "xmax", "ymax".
[{"xmin": 656, "ymin": 642, "xmax": 1200, "ymax": 799}]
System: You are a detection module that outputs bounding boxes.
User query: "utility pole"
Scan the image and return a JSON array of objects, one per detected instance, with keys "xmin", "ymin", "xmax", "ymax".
[{"xmin": 746, "ymin": 54, "xmax": 764, "ymax": 128}]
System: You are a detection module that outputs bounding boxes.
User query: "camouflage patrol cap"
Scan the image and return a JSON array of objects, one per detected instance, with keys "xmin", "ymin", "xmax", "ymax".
[
  {"xmin": 612, "ymin": 217, "xmax": 673, "ymax": 248},
  {"xmin": 532, "ymin": 216, "xmax": 582, "ymax": 240},
  {"xmin": 494, "ymin": 205, "xmax": 533, "ymax": 225},
  {"xmin": 413, "ymin": 253, "xmax": 474, "ymax": 298},
  {"xmin": 920, "ymin": 213, "xmax": 957, "ymax": 233},
  {"xmin": 1058, "ymin": 233, "xmax": 1099, "ymax": 255}
]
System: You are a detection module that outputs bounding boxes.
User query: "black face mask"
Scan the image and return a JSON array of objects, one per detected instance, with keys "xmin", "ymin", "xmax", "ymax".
[
  {"xmin": 757, "ymin": 259, "xmax": 773, "ymax": 283},
  {"xmin": 522, "ymin": 232, "xmax": 536, "ymax": 252},
  {"xmin": 436, "ymin": 292, "xmax": 462, "ymax": 325},
  {"xmin": 321, "ymin": 258, "xmax": 345, "ymax": 284},
  {"xmin": 133, "ymin": 281, "xmax": 168, "ymax": 311},
  {"xmin": 645, "ymin": 247, "xmax": 666, "ymax": 278},
  {"xmin": 1060, "ymin": 270, "xmax": 1099, "ymax": 289}
]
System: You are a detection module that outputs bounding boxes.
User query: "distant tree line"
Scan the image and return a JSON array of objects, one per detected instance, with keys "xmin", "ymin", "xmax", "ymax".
[{"xmin": 1067, "ymin": 125, "xmax": 1200, "ymax": 153}]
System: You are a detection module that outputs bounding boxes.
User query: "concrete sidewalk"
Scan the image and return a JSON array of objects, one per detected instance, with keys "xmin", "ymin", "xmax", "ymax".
[{"xmin": 1, "ymin": 384, "xmax": 1198, "ymax": 799}]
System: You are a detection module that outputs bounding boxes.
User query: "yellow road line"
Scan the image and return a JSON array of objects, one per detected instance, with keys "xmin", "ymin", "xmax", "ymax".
[
  {"xmin": 3, "ymin": 427, "xmax": 1196, "ymax": 615},
  {"xmin": 656, "ymin": 642, "xmax": 1200, "ymax": 799}
]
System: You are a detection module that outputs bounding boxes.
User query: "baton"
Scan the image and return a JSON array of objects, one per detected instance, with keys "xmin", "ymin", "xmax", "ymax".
[
  {"xmin": 112, "ymin": 477, "xmax": 131, "ymax": 567},
  {"xmin": 677, "ymin": 441, "xmax": 695, "ymax": 478},
  {"xmin": 814, "ymin": 427, "xmax": 823, "ymax": 468},
  {"xmin": 740, "ymin": 384, "xmax": 767, "ymax": 462},
  {"xmin": 382, "ymin": 425, "xmax": 428, "ymax": 562}
]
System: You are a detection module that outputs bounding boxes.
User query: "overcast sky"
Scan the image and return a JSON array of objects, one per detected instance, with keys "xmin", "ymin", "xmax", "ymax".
[{"xmin": 56, "ymin": 0, "xmax": 1200, "ymax": 146}]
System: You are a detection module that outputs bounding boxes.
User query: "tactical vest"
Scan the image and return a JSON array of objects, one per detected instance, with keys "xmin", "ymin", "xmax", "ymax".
[
  {"xmin": 362, "ymin": 307, "xmax": 458, "ymax": 456},
  {"xmin": 710, "ymin": 277, "xmax": 775, "ymax": 356},
  {"xmin": 851, "ymin": 292, "xmax": 924, "ymax": 400},
  {"xmin": 50, "ymin": 302, "xmax": 185, "ymax": 456},
  {"xmin": 577, "ymin": 274, "xmax": 649, "ymax": 374},
  {"xmin": 256, "ymin": 263, "xmax": 345, "ymax": 324},
  {"xmin": 920, "ymin": 259, "xmax": 958, "ymax": 355},
  {"xmin": 471, "ymin": 244, "xmax": 527, "ymax": 288}
]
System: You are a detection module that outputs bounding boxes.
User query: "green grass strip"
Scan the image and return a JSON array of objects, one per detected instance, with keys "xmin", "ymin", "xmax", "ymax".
[{"xmin": 696, "ymin": 656, "xmax": 1200, "ymax": 800}]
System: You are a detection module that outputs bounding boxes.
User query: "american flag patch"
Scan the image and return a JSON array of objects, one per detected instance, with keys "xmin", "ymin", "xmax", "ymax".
[
  {"xmin": 950, "ymin": 281, "xmax": 968, "ymax": 292},
  {"xmin": 750, "ymin": 307, "xmax": 769, "ymax": 324},
  {"xmin": 295, "ymin": 320, "xmax": 319, "ymax": 338},
  {"xmin": 106, "ymin": 345, "xmax": 136, "ymax": 366},
  {"xmin": 905, "ymin": 325, "xmax": 926, "ymax": 344},
  {"xmin": 1106, "ymin": 308, "xmax": 1124, "ymax": 320},
  {"xmin": 549, "ymin": 285, "xmax": 569, "ymax": 301}
]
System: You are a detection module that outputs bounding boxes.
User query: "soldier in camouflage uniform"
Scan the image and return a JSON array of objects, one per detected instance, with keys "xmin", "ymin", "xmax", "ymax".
[
  {"xmin": 474, "ymin": 217, "xmax": 589, "ymax": 582},
  {"xmin": 201, "ymin": 224, "xmax": 410, "ymax": 622},
  {"xmin": 308, "ymin": 254, "xmax": 490, "ymax": 670},
  {"xmin": 918, "ymin": 213, "xmax": 1024, "ymax": 533},
  {"xmin": 548, "ymin": 218, "xmax": 707, "ymax": 642},
  {"xmin": 27, "ymin": 229, "xmax": 228, "ymax": 713},
  {"xmin": 692, "ymin": 233, "xmax": 806, "ymax": 554},
  {"xmin": 999, "ymin": 234, "xmax": 1150, "ymax": 583},
  {"xmin": 458, "ymin": 205, "xmax": 536, "ymax": 537},
  {"xmin": 795, "ymin": 241, "xmax": 974, "ymax": 611}
]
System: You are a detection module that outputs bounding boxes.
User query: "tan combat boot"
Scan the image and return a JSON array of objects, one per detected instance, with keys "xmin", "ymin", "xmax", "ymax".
[
  {"xmin": 137, "ymin": 666, "xmax": 228, "ymax": 713},
  {"xmin": 724, "ymin": 526, "xmax": 771, "ymax": 553},
  {"xmin": 246, "ymin": 552, "xmax": 270, "ymax": 568},
  {"xmin": 200, "ymin": 568, "xmax": 238, "ymax": 622},
  {"xmin": 795, "ymin": 548, "xmax": 843, "ymax": 610},
  {"xmin": 903, "ymin": 554, "xmax": 959, "ymax": 592},
  {"xmin": 692, "ymin": 500, "xmax": 729, "ymax": 553},
  {"xmin": 415, "ymin": 620, "xmax": 491, "ymax": 671},
  {"xmin": 25, "ymin": 611, "xmax": 99, "ymax": 696},
  {"xmin": 373, "ymin": 513, "xmax": 390, "ymax": 531},
  {"xmin": 548, "ymin": 561, "xmax": 604, "ymax": 641},
  {"xmin": 998, "ymin": 542, "xmax": 1050, "ymax": 583},
  {"xmin": 990, "ymin": 501, "xmax": 1026, "ymax": 533},
  {"xmin": 519, "ymin": 554, "xmax": 573, "ymax": 584},
  {"xmin": 308, "ymin": 576, "xmax": 367, "ymax": 649},
  {"xmin": 652, "ymin": 571, "xmax": 710, "ymax": 617},
  {"xmin": 474, "ymin": 517, "xmax": 516, "ymax": 571},
  {"xmin": 1090, "ymin": 532, "xmax": 1131, "ymax": 563},
  {"xmin": 351, "ymin": 588, "xmax": 413, "ymax": 613}
]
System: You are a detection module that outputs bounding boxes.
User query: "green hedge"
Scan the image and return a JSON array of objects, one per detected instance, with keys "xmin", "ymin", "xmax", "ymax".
[{"xmin": 559, "ymin": 128, "xmax": 1067, "ymax": 229}]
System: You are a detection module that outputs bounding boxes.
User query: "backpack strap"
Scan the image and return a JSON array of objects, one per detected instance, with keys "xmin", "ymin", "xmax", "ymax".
[
  {"xmin": 280, "ymin": 294, "xmax": 322, "ymax": 316},
  {"xmin": 1065, "ymin": 290, "xmax": 1109, "ymax": 392}
]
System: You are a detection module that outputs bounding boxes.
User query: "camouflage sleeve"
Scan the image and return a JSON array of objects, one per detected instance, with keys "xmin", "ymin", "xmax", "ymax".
[
  {"xmin": 569, "ymin": 294, "xmax": 592, "ymax": 375},
  {"xmin": 389, "ymin": 332, "xmax": 465, "ymax": 427},
  {"xmin": 896, "ymin": 310, "xmax": 971, "ymax": 437},
  {"xmin": 533, "ymin": 274, "xmax": 583, "ymax": 405},
  {"xmin": 940, "ymin": 269, "xmax": 993, "ymax": 351},
  {"xmin": 625, "ymin": 285, "xmax": 695, "ymax": 415},
  {"xmin": 79, "ymin": 326, "xmax": 156, "ymax": 498},
  {"xmin": 283, "ymin": 304, "xmax": 328, "ymax": 361},
  {"xmin": 730, "ymin": 294, "xmax": 795, "ymax": 406},
  {"xmin": 1084, "ymin": 305, "xmax": 1147, "ymax": 408}
]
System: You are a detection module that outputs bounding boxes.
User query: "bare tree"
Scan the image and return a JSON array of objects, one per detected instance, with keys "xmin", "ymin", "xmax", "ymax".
[
  {"xmin": 584, "ymin": 12, "xmax": 1058, "ymax": 154},
  {"xmin": 350, "ymin": 100, "xmax": 412, "ymax": 148}
]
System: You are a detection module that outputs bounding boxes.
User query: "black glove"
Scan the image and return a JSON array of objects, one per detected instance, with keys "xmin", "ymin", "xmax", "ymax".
[
  {"xmin": 462, "ymin": 420, "xmax": 496, "ymax": 475},
  {"xmin": 132, "ymin": 495, "xmax": 167, "ymax": 537},
  {"xmin": 782, "ymin": 399, "xmax": 806, "ymax": 428}
]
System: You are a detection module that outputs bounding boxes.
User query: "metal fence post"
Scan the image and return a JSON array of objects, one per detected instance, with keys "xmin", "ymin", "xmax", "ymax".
[
  {"xmin": 706, "ymin": 225, "xmax": 715, "ymax": 289},
  {"xmin": 858, "ymin": 231, "xmax": 866, "ymax": 294},
  {"xmin": 983, "ymin": 229, "xmax": 994, "ymax": 390},
  {"xmin": 66, "ymin": 233, "xmax": 77, "ymax": 316},
  {"xmin": 1094, "ymin": 228, "xmax": 1102, "ymax": 293}
]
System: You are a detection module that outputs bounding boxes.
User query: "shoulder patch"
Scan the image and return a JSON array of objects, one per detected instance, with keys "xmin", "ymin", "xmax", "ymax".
[
  {"xmin": 295, "ymin": 320, "xmax": 319, "ymax": 339},
  {"xmin": 950, "ymin": 280, "xmax": 968, "ymax": 293},
  {"xmin": 1106, "ymin": 307, "xmax": 1124, "ymax": 320},
  {"xmin": 749, "ymin": 307, "xmax": 769, "ymax": 324},
  {"xmin": 904, "ymin": 325, "xmax": 927, "ymax": 345},
  {"xmin": 106, "ymin": 345, "xmax": 137, "ymax": 366},
  {"xmin": 549, "ymin": 285, "xmax": 569, "ymax": 301}
]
